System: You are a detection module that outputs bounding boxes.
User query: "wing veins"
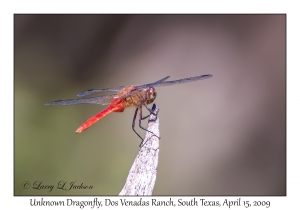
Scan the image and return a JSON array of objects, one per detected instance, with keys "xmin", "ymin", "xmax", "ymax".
[
  {"xmin": 118, "ymin": 76, "xmax": 171, "ymax": 99},
  {"xmin": 77, "ymin": 76, "xmax": 171, "ymax": 97},
  {"xmin": 143, "ymin": 74, "xmax": 212, "ymax": 89},
  {"xmin": 45, "ymin": 94, "xmax": 116, "ymax": 106},
  {"xmin": 77, "ymin": 86, "xmax": 125, "ymax": 97},
  {"xmin": 120, "ymin": 74, "xmax": 212, "ymax": 99}
]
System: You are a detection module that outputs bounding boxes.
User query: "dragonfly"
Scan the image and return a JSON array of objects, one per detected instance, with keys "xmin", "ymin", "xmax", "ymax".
[{"xmin": 45, "ymin": 74, "xmax": 213, "ymax": 140}]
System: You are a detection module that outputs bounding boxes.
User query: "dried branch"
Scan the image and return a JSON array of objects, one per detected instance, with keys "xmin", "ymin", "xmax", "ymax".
[{"xmin": 119, "ymin": 104, "xmax": 160, "ymax": 196}]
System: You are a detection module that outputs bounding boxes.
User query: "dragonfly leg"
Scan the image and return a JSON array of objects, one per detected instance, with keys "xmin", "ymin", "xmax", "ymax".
[
  {"xmin": 141, "ymin": 104, "xmax": 157, "ymax": 120},
  {"xmin": 141, "ymin": 104, "xmax": 158, "ymax": 122},
  {"xmin": 132, "ymin": 108, "xmax": 144, "ymax": 141},
  {"xmin": 141, "ymin": 115, "xmax": 149, "ymax": 120},
  {"xmin": 138, "ymin": 107, "xmax": 160, "ymax": 142},
  {"xmin": 144, "ymin": 104, "xmax": 157, "ymax": 116}
]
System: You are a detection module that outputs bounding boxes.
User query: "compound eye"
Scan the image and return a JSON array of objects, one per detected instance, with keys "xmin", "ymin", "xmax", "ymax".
[{"xmin": 148, "ymin": 87, "xmax": 156, "ymax": 100}]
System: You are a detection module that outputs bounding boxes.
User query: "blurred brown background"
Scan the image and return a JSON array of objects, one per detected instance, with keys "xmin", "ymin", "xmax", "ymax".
[{"xmin": 14, "ymin": 14, "xmax": 286, "ymax": 195}]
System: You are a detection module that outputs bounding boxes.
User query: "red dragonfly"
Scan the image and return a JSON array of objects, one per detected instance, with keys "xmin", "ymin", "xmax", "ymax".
[{"xmin": 45, "ymin": 74, "xmax": 212, "ymax": 140}]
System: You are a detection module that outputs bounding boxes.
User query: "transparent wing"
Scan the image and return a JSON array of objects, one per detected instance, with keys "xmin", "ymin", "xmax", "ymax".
[
  {"xmin": 129, "ymin": 76, "xmax": 170, "ymax": 91},
  {"xmin": 76, "ymin": 76, "xmax": 170, "ymax": 97},
  {"xmin": 149, "ymin": 74, "xmax": 212, "ymax": 88},
  {"xmin": 118, "ymin": 74, "xmax": 212, "ymax": 99},
  {"xmin": 116, "ymin": 76, "xmax": 171, "ymax": 99},
  {"xmin": 45, "ymin": 94, "xmax": 115, "ymax": 106},
  {"xmin": 77, "ymin": 86, "xmax": 125, "ymax": 97}
]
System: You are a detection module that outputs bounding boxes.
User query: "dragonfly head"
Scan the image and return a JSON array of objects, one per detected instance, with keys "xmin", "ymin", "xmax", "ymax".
[{"xmin": 145, "ymin": 86, "xmax": 157, "ymax": 104}]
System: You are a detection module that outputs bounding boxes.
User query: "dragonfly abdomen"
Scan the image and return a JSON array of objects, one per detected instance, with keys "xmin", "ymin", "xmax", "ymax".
[{"xmin": 75, "ymin": 100, "xmax": 125, "ymax": 133}]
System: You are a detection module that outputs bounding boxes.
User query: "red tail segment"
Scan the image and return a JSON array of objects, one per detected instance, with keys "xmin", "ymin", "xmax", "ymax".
[{"xmin": 75, "ymin": 101, "xmax": 125, "ymax": 133}]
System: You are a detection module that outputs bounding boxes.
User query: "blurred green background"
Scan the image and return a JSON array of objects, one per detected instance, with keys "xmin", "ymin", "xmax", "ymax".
[{"xmin": 14, "ymin": 14, "xmax": 285, "ymax": 195}]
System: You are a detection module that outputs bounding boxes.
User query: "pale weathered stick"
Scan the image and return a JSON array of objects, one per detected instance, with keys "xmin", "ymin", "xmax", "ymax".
[{"xmin": 119, "ymin": 104, "xmax": 160, "ymax": 196}]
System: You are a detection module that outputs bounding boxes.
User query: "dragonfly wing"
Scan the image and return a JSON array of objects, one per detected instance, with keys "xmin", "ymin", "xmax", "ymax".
[
  {"xmin": 77, "ymin": 86, "xmax": 125, "ymax": 97},
  {"xmin": 117, "ymin": 76, "xmax": 171, "ymax": 99},
  {"xmin": 45, "ymin": 94, "xmax": 115, "ymax": 106},
  {"xmin": 134, "ymin": 76, "xmax": 170, "ymax": 90},
  {"xmin": 151, "ymin": 76, "xmax": 170, "ymax": 84},
  {"xmin": 77, "ymin": 76, "xmax": 170, "ymax": 97},
  {"xmin": 150, "ymin": 74, "xmax": 213, "ymax": 88}
]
